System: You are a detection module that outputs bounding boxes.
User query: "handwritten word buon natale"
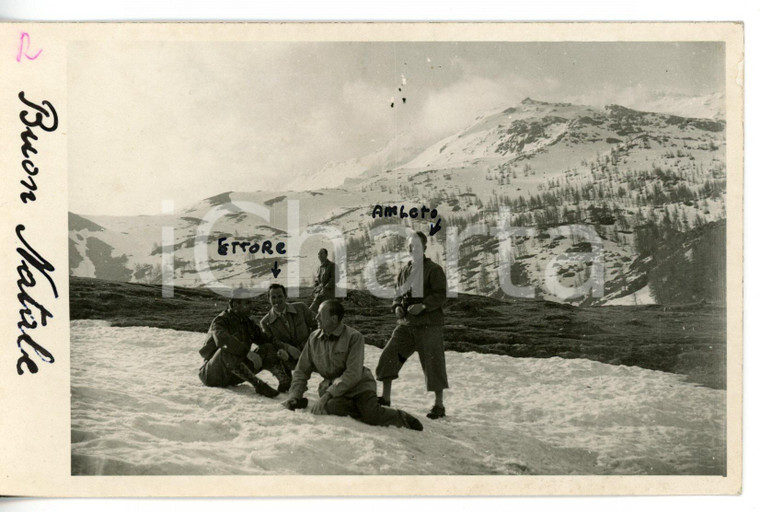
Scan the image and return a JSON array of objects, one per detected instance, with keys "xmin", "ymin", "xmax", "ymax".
[{"xmin": 15, "ymin": 92, "xmax": 59, "ymax": 375}]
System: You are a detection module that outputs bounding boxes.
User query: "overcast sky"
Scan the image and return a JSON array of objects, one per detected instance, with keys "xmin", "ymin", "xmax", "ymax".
[{"xmin": 69, "ymin": 41, "xmax": 724, "ymax": 216}]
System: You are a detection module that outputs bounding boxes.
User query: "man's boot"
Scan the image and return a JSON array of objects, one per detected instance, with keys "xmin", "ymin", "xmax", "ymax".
[
  {"xmin": 250, "ymin": 377, "xmax": 280, "ymax": 398},
  {"xmin": 268, "ymin": 361, "xmax": 293, "ymax": 393},
  {"xmin": 231, "ymin": 361, "xmax": 279, "ymax": 398},
  {"xmin": 398, "ymin": 410, "xmax": 423, "ymax": 431}
]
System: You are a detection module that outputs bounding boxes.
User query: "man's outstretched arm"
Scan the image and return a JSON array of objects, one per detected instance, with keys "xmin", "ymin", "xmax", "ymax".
[{"xmin": 287, "ymin": 337, "xmax": 314, "ymax": 400}]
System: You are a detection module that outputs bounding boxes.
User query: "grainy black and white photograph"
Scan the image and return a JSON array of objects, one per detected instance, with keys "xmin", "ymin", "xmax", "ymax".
[{"xmin": 66, "ymin": 38, "xmax": 729, "ymax": 476}]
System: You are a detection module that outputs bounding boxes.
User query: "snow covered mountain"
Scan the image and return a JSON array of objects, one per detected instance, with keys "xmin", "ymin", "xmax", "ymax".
[
  {"xmin": 634, "ymin": 91, "xmax": 725, "ymax": 121},
  {"xmin": 69, "ymin": 98, "xmax": 727, "ymax": 305},
  {"xmin": 298, "ymin": 130, "xmax": 423, "ymax": 191}
]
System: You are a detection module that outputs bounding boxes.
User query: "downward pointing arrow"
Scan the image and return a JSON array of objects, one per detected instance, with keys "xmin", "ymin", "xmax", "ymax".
[
  {"xmin": 271, "ymin": 260, "xmax": 281, "ymax": 278},
  {"xmin": 429, "ymin": 218, "xmax": 442, "ymax": 236}
]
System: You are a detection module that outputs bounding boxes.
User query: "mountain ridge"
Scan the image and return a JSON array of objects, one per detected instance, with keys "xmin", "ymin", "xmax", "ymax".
[{"xmin": 69, "ymin": 98, "xmax": 727, "ymax": 305}]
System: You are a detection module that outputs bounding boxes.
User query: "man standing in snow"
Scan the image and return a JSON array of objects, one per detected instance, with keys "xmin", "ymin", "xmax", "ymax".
[
  {"xmin": 198, "ymin": 296, "xmax": 291, "ymax": 397},
  {"xmin": 375, "ymin": 231, "xmax": 449, "ymax": 419},
  {"xmin": 309, "ymin": 248, "xmax": 336, "ymax": 313},
  {"xmin": 260, "ymin": 283, "xmax": 317, "ymax": 381},
  {"xmin": 282, "ymin": 300, "xmax": 423, "ymax": 431}
]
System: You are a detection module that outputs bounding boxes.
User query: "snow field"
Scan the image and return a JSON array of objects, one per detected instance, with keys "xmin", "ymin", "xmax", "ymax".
[{"xmin": 71, "ymin": 320, "xmax": 725, "ymax": 475}]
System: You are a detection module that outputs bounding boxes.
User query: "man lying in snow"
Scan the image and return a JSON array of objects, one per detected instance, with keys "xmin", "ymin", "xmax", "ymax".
[
  {"xmin": 282, "ymin": 299, "xmax": 423, "ymax": 431},
  {"xmin": 198, "ymin": 296, "xmax": 291, "ymax": 397}
]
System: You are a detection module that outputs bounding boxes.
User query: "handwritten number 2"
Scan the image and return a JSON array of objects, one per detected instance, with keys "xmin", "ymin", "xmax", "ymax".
[{"xmin": 16, "ymin": 32, "xmax": 42, "ymax": 62}]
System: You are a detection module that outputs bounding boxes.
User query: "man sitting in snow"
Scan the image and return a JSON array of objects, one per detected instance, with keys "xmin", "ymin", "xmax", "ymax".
[
  {"xmin": 198, "ymin": 295, "xmax": 291, "ymax": 397},
  {"xmin": 282, "ymin": 300, "xmax": 423, "ymax": 431},
  {"xmin": 260, "ymin": 283, "xmax": 317, "ymax": 381}
]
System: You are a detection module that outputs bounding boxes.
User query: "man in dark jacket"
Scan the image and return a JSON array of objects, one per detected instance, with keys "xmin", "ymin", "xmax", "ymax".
[
  {"xmin": 260, "ymin": 283, "xmax": 317, "ymax": 375},
  {"xmin": 309, "ymin": 248, "xmax": 336, "ymax": 313},
  {"xmin": 375, "ymin": 231, "xmax": 449, "ymax": 419},
  {"xmin": 198, "ymin": 297, "xmax": 290, "ymax": 397}
]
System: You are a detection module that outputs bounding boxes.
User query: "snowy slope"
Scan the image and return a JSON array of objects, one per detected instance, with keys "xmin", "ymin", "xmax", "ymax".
[
  {"xmin": 68, "ymin": 98, "xmax": 727, "ymax": 304},
  {"xmin": 71, "ymin": 320, "xmax": 725, "ymax": 475},
  {"xmin": 638, "ymin": 92, "xmax": 725, "ymax": 121},
  {"xmin": 298, "ymin": 131, "xmax": 423, "ymax": 191}
]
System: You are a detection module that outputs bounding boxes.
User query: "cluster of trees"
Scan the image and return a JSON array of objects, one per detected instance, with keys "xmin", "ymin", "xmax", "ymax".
[
  {"xmin": 334, "ymin": 132, "xmax": 727, "ymax": 297},
  {"xmin": 636, "ymin": 220, "xmax": 727, "ymax": 304},
  {"xmin": 365, "ymin": 182, "xmax": 422, "ymax": 197},
  {"xmin": 487, "ymin": 162, "xmax": 536, "ymax": 185}
]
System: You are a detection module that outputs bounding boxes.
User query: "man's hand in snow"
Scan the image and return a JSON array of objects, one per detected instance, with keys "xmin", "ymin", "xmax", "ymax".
[
  {"xmin": 282, "ymin": 397, "xmax": 308, "ymax": 410},
  {"xmin": 312, "ymin": 393, "xmax": 331, "ymax": 415}
]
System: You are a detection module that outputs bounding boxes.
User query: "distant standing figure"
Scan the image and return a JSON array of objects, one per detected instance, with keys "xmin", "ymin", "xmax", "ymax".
[
  {"xmin": 198, "ymin": 297, "xmax": 291, "ymax": 397},
  {"xmin": 260, "ymin": 283, "xmax": 317, "ymax": 388},
  {"xmin": 375, "ymin": 231, "xmax": 449, "ymax": 419},
  {"xmin": 310, "ymin": 248, "xmax": 336, "ymax": 313},
  {"xmin": 283, "ymin": 300, "xmax": 422, "ymax": 431}
]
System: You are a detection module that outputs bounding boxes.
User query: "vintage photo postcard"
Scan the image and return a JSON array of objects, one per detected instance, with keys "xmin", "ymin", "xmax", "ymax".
[{"xmin": 0, "ymin": 22, "xmax": 743, "ymax": 497}]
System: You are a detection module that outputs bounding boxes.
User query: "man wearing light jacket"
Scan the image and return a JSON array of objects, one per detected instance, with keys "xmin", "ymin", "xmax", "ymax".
[
  {"xmin": 260, "ymin": 283, "xmax": 317, "ymax": 391},
  {"xmin": 283, "ymin": 300, "xmax": 422, "ymax": 431}
]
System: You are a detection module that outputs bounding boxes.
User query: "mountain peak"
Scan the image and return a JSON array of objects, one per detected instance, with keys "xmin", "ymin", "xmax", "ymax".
[
  {"xmin": 69, "ymin": 212, "xmax": 105, "ymax": 232},
  {"xmin": 604, "ymin": 104, "xmax": 642, "ymax": 116},
  {"xmin": 519, "ymin": 97, "xmax": 572, "ymax": 109}
]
